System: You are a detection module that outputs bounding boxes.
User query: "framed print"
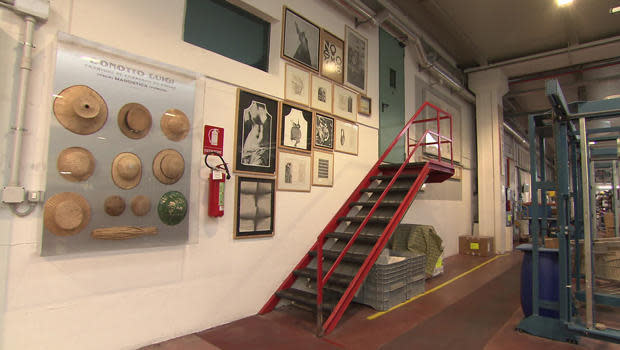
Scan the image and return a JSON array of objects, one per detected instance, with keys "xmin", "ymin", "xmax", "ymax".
[
  {"xmin": 277, "ymin": 150, "xmax": 311, "ymax": 192},
  {"xmin": 314, "ymin": 113, "xmax": 334, "ymax": 150},
  {"xmin": 234, "ymin": 89, "xmax": 279, "ymax": 176},
  {"xmin": 281, "ymin": 6, "xmax": 320, "ymax": 72},
  {"xmin": 344, "ymin": 25, "xmax": 368, "ymax": 93},
  {"xmin": 319, "ymin": 29, "xmax": 344, "ymax": 84},
  {"xmin": 285, "ymin": 63, "xmax": 310, "ymax": 106},
  {"xmin": 358, "ymin": 95, "xmax": 371, "ymax": 116},
  {"xmin": 333, "ymin": 85, "xmax": 357, "ymax": 122},
  {"xmin": 280, "ymin": 103, "xmax": 313, "ymax": 152},
  {"xmin": 334, "ymin": 119, "xmax": 359, "ymax": 155},
  {"xmin": 311, "ymin": 75, "xmax": 333, "ymax": 113},
  {"xmin": 234, "ymin": 176, "xmax": 275, "ymax": 239},
  {"xmin": 313, "ymin": 150, "xmax": 334, "ymax": 187}
]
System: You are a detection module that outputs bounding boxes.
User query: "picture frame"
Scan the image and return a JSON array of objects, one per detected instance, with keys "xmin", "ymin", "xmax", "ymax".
[
  {"xmin": 312, "ymin": 150, "xmax": 334, "ymax": 187},
  {"xmin": 277, "ymin": 150, "xmax": 311, "ymax": 192},
  {"xmin": 333, "ymin": 84, "xmax": 357, "ymax": 122},
  {"xmin": 234, "ymin": 89, "xmax": 279, "ymax": 176},
  {"xmin": 285, "ymin": 63, "xmax": 310, "ymax": 106},
  {"xmin": 280, "ymin": 103, "xmax": 313, "ymax": 153},
  {"xmin": 281, "ymin": 6, "xmax": 320, "ymax": 72},
  {"xmin": 344, "ymin": 25, "xmax": 368, "ymax": 94},
  {"xmin": 319, "ymin": 29, "xmax": 344, "ymax": 84},
  {"xmin": 334, "ymin": 118, "xmax": 359, "ymax": 155},
  {"xmin": 234, "ymin": 176, "xmax": 275, "ymax": 239},
  {"xmin": 310, "ymin": 75, "xmax": 333, "ymax": 114},
  {"xmin": 314, "ymin": 113, "xmax": 334, "ymax": 150},
  {"xmin": 358, "ymin": 95, "xmax": 371, "ymax": 116}
]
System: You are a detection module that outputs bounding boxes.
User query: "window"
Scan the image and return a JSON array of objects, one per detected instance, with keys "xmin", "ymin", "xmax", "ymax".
[{"xmin": 184, "ymin": 0, "xmax": 270, "ymax": 72}]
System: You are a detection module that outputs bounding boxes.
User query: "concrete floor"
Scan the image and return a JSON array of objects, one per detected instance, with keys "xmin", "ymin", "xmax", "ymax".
[{"xmin": 141, "ymin": 251, "xmax": 620, "ymax": 350}]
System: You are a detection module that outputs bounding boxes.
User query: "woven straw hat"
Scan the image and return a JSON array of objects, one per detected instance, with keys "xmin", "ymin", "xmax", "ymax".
[
  {"xmin": 161, "ymin": 109, "xmax": 190, "ymax": 141},
  {"xmin": 117, "ymin": 103, "xmax": 152, "ymax": 139},
  {"xmin": 53, "ymin": 85, "xmax": 108, "ymax": 135},
  {"xmin": 131, "ymin": 195, "xmax": 151, "ymax": 216},
  {"xmin": 44, "ymin": 192, "xmax": 91, "ymax": 236},
  {"xmin": 153, "ymin": 149, "xmax": 185, "ymax": 185},
  {"xmin": 104, "ymin": 195, "xmax": 125, "ymax": 216},
  {"xmin": 56, "ymin": 147, "xmax": 95, "ymax": 182},
  {"xmin": 111, "ymin": 152, "xmax": 142, "ymax": 189}
]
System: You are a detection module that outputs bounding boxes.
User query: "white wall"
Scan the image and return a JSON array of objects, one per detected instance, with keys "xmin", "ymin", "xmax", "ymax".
[{"xmin": 0, "ymin": 1, "xmax": 473, "ymax": 349}]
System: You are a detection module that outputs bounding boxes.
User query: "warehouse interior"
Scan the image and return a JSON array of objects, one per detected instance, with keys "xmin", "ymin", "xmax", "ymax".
[{"xmin": 0, "ymin": 0, "xmax": 619, "ymax": 349}]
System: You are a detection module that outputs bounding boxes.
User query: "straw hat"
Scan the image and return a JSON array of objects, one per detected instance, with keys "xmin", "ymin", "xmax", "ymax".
[
  {"xmin": 161, "ymin": 109, "xmax": 190, "ymax": 141},
  {"xmin": 44, "ymin": 192, "xmax": 91, "ymax": 236},
  {"xmin": 117, "ymin": 103, "xmax": 152, "ymax": 139},
  {"xmin": 130, "ymin": 195, "xmax": 151, "ymax": 216},
  {"xmin": 153, "ymin": 149, "xmax": 185, "ymax": 184},
  {"xmin": 157, "ymin": 191, "xmax": 187, "ymax": 225},
  {"xmin": 111, "ymin": 152, "xmax": 142, "ymax": 189},
  {"xmin": 53, "ymin": 85, "xmax": 108, "ymax": 135},
  {"xmin": 56, "ymin": 147, "xmax": 95, "ymax": 182},
  {"xmin": 104, "ymin": 195, "xmax": 125, "ymax": 216}
]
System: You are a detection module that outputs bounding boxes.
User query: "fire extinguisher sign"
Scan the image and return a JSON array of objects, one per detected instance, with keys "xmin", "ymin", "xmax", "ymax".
[{"xmin": 203, "ymin": 125, "xmax": 224, "ymax": 155}]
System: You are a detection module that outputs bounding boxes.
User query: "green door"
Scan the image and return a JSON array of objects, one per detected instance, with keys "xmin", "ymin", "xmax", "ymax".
[{"xmin": 379, "ymin": 28, "xmax": 405, "ymax": 163}]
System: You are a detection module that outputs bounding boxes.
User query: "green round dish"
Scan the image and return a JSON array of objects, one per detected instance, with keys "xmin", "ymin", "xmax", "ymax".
[{"xmin": 157, "ymin": 191, "xmax": 188, "ymax": 225}]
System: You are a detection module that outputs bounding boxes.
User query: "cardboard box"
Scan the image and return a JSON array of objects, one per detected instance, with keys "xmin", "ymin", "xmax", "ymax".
[
  {"xmin": 544, "ymin": 237, "xmax": 559, "ymax": 249},
  {"xmin": 459, "ymin": 235, "xmax": 494, "ymax": 257}
]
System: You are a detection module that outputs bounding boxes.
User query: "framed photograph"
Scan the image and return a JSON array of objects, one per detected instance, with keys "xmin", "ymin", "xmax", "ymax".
[
  {"xmin": 281, "ymin": 6, "xmax": 320, "ymax": 72},
  {"xmin": 333, "ymin": 85, "xmax": 357, "ymax": 122},
  {"xmin": 280, "ymin": 103, "xmax": 313, "ymax": 153},
  {"xmin": 234, "ymin": 176, "xmax": 275, "ymax": 239},
  {"xmin": 313, "ymin": 150, "xmax": 334, "ymax": 187},
  {"xmin": 334, "ymin": 118, "xmax": 359, "ymax": 155},
  {"xmin": 344, "ymin": 25, "xmax": 368, "ymax": 93},
  {"xmin": 285, "ymin": 63, "xmax": 310, "ymax": 106},
  {"xmin": 314, "ymin": 113, "xmax": 334, "ymax": 150},
  {"xmin": 277, "ymin": 150, "xmax": 311, "ymax": 192},
  {"xmin": 358, "ymin": 95, "xmax": 371, "ymax": 116},
  {"xmin": 311, "ymin": 75, "xmax": 333, "ymax": 113},
  {"xmin": 319, "ymin": 29, "xmax": 344, "ymax": 84},
  {"xmin": 234, "ymin": 89, "xmax": 279, "ymax": 176}
]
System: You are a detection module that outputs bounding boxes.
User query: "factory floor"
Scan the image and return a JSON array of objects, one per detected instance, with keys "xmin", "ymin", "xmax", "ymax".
[{"xmin": 142, "ymin": 250, "xmax": 619, "ymax": 350}]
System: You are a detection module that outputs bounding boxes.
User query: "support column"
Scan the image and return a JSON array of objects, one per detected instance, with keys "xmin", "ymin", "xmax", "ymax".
[{"xmin": 469, "ymin": 69, "xmax": 509, "ymax": 253}]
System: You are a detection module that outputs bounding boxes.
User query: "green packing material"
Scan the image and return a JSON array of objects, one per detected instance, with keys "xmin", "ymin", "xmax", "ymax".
[{"xmin": 390, "ymin": 224, "xmax": 444, "ymax": 276}]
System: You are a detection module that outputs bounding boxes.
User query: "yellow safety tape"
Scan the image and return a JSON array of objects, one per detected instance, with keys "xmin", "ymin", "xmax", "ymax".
[{"xmin": 367, "ymin": 253, "xmax": 510, "ymax": 320}]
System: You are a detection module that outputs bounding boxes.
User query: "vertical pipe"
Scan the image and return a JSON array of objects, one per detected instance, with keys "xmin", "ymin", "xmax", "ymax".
[
  {"xmin": 571, "ymin": 137, "xmax": 582, "ymax": 292},
  {"xmin": 578, "ymin": 117, "xmax": 594, "ymax": 329},
  {"xmin": 540, "ymin": 135, "xmax": 548, "ymax": 240},
  {"xmin": 528, "ymin": 115, "xmax": 540, "ymax": 316},
  {"xmin": 613, "ymin": 161, "xmax": 619, "ymax": 237},
  {"xmin": 553, "ymin": 120, "xmax": 569, "ymax": 322}
]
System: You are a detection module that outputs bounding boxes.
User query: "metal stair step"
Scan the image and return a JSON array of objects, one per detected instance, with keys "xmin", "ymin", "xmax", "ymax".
[
  {"xmin": 370, "ymin": 174, "xmax": 418, "ymax": 181},
  {"xmin": 337, "ymin": 216, "xmax": 391, "ymax": 224},
  {"xmin": 294, "ymin": 267, "xmax": 354, "ymax": 286},
  {"xmin": 378, "ymin": 162, "xmax": 426, "ymax": 170},
  {"xmin": 326, "ymin": 231, "xmax": 381, "ymax": 244},
  {"xmin": 349, "ymin": 200, "xmax": 403, "ymax": 208},
  {"xmin": 309, "ymin": 249, "xmax": 368, "ymax": 264},
  {"xmin": 275, "ymin": 288, "xmax": 338, "ymax": 311},
  {"xmin": 360, "ymin": 187, "xmax": 410, "ymax": 193}
]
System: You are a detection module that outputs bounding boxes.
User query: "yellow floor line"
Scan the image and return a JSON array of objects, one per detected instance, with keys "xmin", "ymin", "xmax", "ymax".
[{"xmin": 367, "ymin": 253, "xmax": 511, "ymax": 320}]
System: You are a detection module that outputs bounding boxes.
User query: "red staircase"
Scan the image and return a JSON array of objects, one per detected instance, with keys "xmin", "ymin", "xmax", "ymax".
[{"xmin": 259, "ymin": 102, "xmax": 455, "ymax": 335}]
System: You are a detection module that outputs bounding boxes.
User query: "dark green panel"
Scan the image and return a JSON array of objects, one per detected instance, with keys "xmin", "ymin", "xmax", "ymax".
[
  {"xmin": 379, "ymin": 28, "xmax": 405, "ymax": 163},
  {"xmin": 184, "ymin": 0, "xmax": 270, "ymax": 71}
]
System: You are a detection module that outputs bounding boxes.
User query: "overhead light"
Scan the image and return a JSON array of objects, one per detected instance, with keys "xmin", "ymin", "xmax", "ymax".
[
  {"xmin": 556, "ymin": 0, "xmax": 573, "ymax": 6},
  {"xmin": 611, "ymin": 6, "xmax": 620, "ymax": 14}
]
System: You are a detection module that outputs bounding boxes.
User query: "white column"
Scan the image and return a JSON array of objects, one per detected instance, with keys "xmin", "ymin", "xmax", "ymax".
[{"xmin": 469, "ymin": 69, "xmax": 509, "ymax": 253}]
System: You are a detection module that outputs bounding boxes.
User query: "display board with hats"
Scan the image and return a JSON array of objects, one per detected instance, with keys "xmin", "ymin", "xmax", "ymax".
[{"xmin": 42, "ymin": 33, "xmax": 197, "ymax": 256}]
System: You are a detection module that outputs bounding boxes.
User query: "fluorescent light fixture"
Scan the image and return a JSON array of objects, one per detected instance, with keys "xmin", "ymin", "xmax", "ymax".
[
  {"xmin": 556, "ymin": 0, "xmax": 573, "ymax": 6},
  {"xmin": 611, "ymin": 6, "xmax": 620, "ymax": 14}
]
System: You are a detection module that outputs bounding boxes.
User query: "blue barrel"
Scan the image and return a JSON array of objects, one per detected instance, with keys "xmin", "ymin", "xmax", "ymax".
[{"xmin": 517, "ymin": 244, "xmax": 559, "ymax": 318}]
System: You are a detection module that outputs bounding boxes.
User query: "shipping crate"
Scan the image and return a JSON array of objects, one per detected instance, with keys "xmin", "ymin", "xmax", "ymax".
[{"xmin": 459, "ymin": 235, "xmax": 495, "ymax": 257}]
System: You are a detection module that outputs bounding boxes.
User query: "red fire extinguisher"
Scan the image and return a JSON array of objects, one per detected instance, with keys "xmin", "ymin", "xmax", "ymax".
[{"xmin": 205, "ymin": 152, "xmax": 230, "ymax": 217}]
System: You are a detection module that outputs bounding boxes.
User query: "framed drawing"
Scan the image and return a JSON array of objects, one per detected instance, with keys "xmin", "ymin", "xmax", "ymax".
[
  {"xmin": 285, "ymin": 63, "xmax": 310, "ymax": 106},
  {"xmin": 234, "ymin": 176, "xmax": 275, "ymax": 239},
  {"xmin": 334, "ymin": 118, "xmax": 358, "ymax": 155},
  {"xmin": 313, "ymin": 150, "xmax": 334, "ymax": 187},
  {"xmin": 319, "ymin": 29, "xmax": 344, "ymax": 84},
  {"xmin": 277, "ymin": 150, "xmax": 311, "ymax": 192},
  {"xmin": 234, "ymin": 89, "xmax": 279, "ymax": 176},
  {"xmin": 344, "ymin": 25, "xmax": 368, "ymax": 93},
  {"xmin": 333, "ymin": 85, "xmax": 357, "ymax": 122},
  {"xmin": 281, "ymin": 6, "xmax": 320, "ymax": 72},
  {"xmin": 358, "ymin": 95, "xmax": 371, "ymax": 116},
  {"xmin": 311, "ymin": 75, "xmax": 333, "ymax": 113},
  {"xmin": 314, "ymin": 113, "xmax": 334, "ymax": 150},
  {"xmin": 280, "ymin": 103, "xmax": 313, "ymax": 153}
]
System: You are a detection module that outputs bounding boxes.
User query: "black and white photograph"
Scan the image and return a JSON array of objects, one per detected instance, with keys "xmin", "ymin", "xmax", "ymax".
[
  {"xmin": 311, "ymin": 75, "xmax": 333, "ymax": 113},
  {"xmin": 282, "ymin": 7, "xmax": 320, "ymax": 71},
  {"xmin": 319, "ymin": 29, "xmax": 344, "ymax": 84},
  {"xmin": 285, "ymin": 63, "xmax": 310, "ymax": 106},
  {"xmin": 333, "ymin": 84, "xmax": 357, "ymax": 122},
  {"xmin": 234, "ymin": 176, "xmax": 275, "ymax": 239},
  {"xmin": 234, "ymin": 89, "xmax": 279, "ymax": 176},
  {"xmin": 334, "ymin": 118, "xmax": 359, "ymax": 155},
  {"xmin": 277, "ymin": 150, "xmax": 311, "ymax": 192},
  {"xmin": 314, "ymin": 113, "xmax": 334, "ymax": 150},
  {"xmin": 280, "ymin": 103, "xmax": 313, "ymax": 152},
  {"xmin": 312, "ymin": 150, "xmax": 334, "ymax": 187},
  {"xmin": 345, "ymin": 25, "xmax": 368, "ymax": 93}
]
